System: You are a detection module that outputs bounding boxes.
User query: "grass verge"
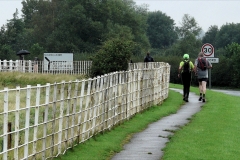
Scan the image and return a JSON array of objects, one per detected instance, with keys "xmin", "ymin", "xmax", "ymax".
[
  {"xmin": 162, "ymin": 84, "xmax": 240, "ymax": 160},
  {"xmin": 54, "ymin": 89, "xmax": 184, "ymax": 160}
]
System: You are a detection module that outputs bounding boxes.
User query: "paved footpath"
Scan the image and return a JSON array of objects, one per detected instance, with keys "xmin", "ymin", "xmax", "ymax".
[
  {"xmin": 111, "ymin": 88, "xmax": 203, "ymax": 160},
  {"xmin": 111, "ymin": 88, "xmax": 240, "ymax": 160},
  {"xmin": 211, "ymin": 89, "xmax": 240, "ymax": 96}
]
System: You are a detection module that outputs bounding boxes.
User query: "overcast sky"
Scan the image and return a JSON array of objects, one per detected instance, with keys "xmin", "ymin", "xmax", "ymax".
[
  {"xmin": 1, "ymin": 0, "xmax": 240, "ymax": 32},
  {"xmin": 0, "ymin": 0, "xmax": 22, "ymax": 27},
  {"xmin": 134, "ymin": 0, "xmax": 240, "ymax": 32}
]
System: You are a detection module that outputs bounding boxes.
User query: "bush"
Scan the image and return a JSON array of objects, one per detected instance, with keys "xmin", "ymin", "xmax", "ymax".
[{"xmin": 90, "ymin": 38, "xmax": 135, "ymax": 77}]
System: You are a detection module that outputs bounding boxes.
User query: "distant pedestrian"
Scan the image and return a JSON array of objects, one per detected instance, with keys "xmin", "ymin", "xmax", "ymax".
[
  {"xmin": 178, "ymin": 53, "xmax": 194, "ymax": 102},
  {"xmin": 144, "ymin": 52, "xmax": 154, "ymax": 62},
  {"xmin": 194, "ymin": 52, "xmax": 212, "ymax": 102},
  {"xmin": 19, "ymin": 55, "xmax": 23, "ymax": 60}
]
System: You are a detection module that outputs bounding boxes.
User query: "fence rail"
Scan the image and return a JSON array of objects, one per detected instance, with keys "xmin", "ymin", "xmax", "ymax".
[
  {"xmin": 0, "ymin": 60, "xmax": 92, "ymax": 75},
  {"xmin": 0, "ymin": 62, "xmax": 170, "ymax": 160}
]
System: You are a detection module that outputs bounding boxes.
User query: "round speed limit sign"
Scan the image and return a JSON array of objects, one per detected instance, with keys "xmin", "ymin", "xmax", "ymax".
[{"xmin": 201, "ymin": 43, "xmax": 214, "ymax": 57}]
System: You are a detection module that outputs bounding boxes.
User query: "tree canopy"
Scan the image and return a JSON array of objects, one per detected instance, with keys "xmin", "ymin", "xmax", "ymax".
[
  {"xmin": 146, "ymin": 11, "xmax": 177, "ymax": 49},
  {"xmin": 0, "ymin": 0, "xmax": 150, "ymax": 60}
]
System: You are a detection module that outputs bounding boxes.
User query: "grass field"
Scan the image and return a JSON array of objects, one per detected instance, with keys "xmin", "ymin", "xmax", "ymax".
[{"xmin": 54, "ymin": 83, "xmax": 240, "ymax": 160}]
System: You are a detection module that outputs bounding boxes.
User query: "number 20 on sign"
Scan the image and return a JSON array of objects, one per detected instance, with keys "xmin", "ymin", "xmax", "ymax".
[{"xmin": 201, "ymin": 43, "xmax": 214, "ymax": 57}]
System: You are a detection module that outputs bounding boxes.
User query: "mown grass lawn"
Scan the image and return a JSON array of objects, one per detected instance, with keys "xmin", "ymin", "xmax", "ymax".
[{"xmin": 162, "ymin": 84, "xmax": 240, "ymax": 160}]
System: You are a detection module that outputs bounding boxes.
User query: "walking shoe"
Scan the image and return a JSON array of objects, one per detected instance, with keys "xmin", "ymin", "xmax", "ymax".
[
  {"xmin": 198, "ymin": 97, "xmax": 202, "ymax": 101},
  {"xmin": 185, "ymin": 99, "xmax": 189, "ymax": 102},
  {"xmin": 202, "ymin": 99, "xmax": 205, "ymax": 102}
]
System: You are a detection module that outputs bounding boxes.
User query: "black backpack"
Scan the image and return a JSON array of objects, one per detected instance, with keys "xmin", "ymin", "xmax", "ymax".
[
  {"xmin": 182, "ymin": 60, "xmax": 190, "ymax": 73},
  {"xmin": 197, "ymin": 57, "xmax": 207, "ymax": 70}
]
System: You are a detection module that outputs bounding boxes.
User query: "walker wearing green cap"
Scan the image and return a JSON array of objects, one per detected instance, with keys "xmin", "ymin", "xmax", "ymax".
[{"xmin": 183, "ymin": 54, "xmax": 189, "ymax": 60}]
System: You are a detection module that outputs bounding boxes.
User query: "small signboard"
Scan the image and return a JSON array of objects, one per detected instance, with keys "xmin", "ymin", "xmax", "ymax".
[
  {"xmin": 43, "ymin": 53, "xmax": 73, "ymax": 71},
  {"xmin": 206, "ymin": 57, "xmax": 219, "ymax": 63}
]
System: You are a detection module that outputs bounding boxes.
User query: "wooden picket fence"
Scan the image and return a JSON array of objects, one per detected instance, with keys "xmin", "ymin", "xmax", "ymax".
[
  {"xmin": 0, "ymin": 60, "xmax": 92, "ymax": 75},
  {"xmin": 0, "ymin": 62, "xmax": 170, "ymax": 160}
]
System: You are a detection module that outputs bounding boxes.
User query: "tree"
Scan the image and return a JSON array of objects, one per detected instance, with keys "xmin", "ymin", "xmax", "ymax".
[
  {"xmin": 176, "ymin": 14, "xmax": 202, "ymax": 38},
  {"xmin": 146, "ymin": 11, "xmax": 177, "ymax": 49},
  {"xmin": 216, "ymin": 23, "xmax": 240, "ymax": 49},
  {"xmin": 22, "ymin": 0, "xmax": 56, "ymax": 48},
  {"xmin": 225, "ymin": 42, "xmax": 240, "ymax": 87},
  {"xmin": 0, "ymin": 9, "xmax": 30, "ymax": 60},
  {"xmin": 202, "ymin": 25, "xmax": 219, "ymax": 47},
  {"xmin": 166, "ymin": 14, "xmax": 202, "ymax": 58},
  {"xmin": 20, "ymin": 0, "xmax": 150, "ymax": 55},
  {"xmin": 29, "ymin": 43, "xmax": 46, "ymax": 59}
]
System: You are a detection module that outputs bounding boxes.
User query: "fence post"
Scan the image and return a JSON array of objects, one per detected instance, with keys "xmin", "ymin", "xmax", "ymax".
[
  {"xmin": 42, "ymin": 83, "xmax": 50, "ymax": 160},
  {"xmin": 3, "ymin": 87, "xmax": 9, "ymax": 160},
  {"xmin": 14, "ymin": 86, "xmax": 20, "ymax": 160},
  {"xmin": 33, "ymin": 84, "xmax": 41, "ymax": 159},
  {"xmin": 51, "ymin": 82, "xmax": 57, "ymax": 157},
  {"xmin": 57, "ymin": 81, "xmax": 65, "ymax": 154},
  {"xmin": 28, "ymin": 60, "xmax": 32, "ymax": 73},
  {"xmin": 23, "ymin": 85, "xmax": 31, "ymax": 159},
  {"xmin": 76, "ymin": 80, "xmax": 85, "ymax": 144},
  {"xmin": 71, "ymin": 80, "xmax": 79, "ymax": 148},
  {"xmin": 9, "ymin": 60, "xmax": 13, "ymax": 72},
  {"xmin": 82, "ymin": 78, "xmax": 92, "ymax": 141}
]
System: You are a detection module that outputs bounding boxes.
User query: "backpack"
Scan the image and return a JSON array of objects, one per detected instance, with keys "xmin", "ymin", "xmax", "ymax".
[
  {"xmin": 197, "ymin": 57, "xmax": 207, "ymax": 70},
  {"xmin": 147, "ymin": 56, "xmax": 152, "ymax": 62},
  {"xmin": 182, "ymin": 60, "xmax": 190, "ymax": 73}
]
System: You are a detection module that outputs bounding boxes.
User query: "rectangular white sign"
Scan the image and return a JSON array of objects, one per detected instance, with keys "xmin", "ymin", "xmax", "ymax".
[
  {"xmin": 206, "ymin": 58, "xmax": 219, "ymax": 63},
  {"xmin": 43, "ymin": 53, "xmax": 73, "ymax": 71}
]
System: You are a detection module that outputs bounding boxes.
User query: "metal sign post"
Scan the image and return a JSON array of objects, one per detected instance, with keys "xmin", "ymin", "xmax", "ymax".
[{"xmin": 209, "ymin": 69, "xmax": 211, "ymax": 89}]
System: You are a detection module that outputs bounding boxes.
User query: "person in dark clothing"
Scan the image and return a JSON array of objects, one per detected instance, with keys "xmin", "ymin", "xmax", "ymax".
[
  {"xmin": 178, "ymin": 54, "xmax": 194, "ymax": 102},
  {"xmin": 144, "ymin": 52, "xmax": 154, "ymax": 62},
  {"xmin": 19, "ymin": 55, "xmax": 24, "ymax": 60}
]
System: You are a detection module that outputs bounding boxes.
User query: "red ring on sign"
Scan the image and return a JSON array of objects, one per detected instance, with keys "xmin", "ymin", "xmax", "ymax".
[{"xmin": 201, "ymin": 43, "xmax": 214, "ymax": 57}]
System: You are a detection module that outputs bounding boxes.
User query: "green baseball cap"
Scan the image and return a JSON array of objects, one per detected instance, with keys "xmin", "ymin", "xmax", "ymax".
[{"xmin": 183, "ymin": 54, "xmax": 189, "ymax": 59}]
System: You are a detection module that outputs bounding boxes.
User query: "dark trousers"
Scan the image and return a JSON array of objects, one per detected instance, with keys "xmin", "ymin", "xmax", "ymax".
[{"xmin": 181, "ymin": 72, "xmax": 192, "ymax": 99}]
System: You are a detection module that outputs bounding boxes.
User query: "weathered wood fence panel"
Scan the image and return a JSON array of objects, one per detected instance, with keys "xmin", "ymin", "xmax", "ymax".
[{"xmin": 0, "ymin": 62, "xmax": 170, "ymax": 160}]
